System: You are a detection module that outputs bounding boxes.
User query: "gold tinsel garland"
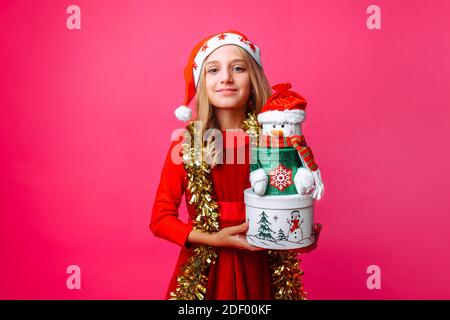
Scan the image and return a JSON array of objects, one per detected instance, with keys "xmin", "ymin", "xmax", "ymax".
[
  {"xmin": 170, "ymin": 113, "xmax": 306, "ymax": 300},
  {"xmin": 169, "ymin": 121, "xmax": 220, "ymax": 300},
  {"xmin": 268, "ymin": 250, "xmax": 307, "ymax": 300}
]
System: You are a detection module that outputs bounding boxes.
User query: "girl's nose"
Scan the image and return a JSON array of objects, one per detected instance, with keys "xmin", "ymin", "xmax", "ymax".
[
  {"xmin": 220, "ymin": 69, "xmax": 233, "ymax": 83},
  {"xmin": 270, "ymin": 129, "xmax": 284, "ymax": 137}
]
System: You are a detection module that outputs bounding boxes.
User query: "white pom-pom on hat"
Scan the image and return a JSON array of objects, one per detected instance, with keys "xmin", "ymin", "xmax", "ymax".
[{"xmin": 174, "ymin": 105, "xmax": 192, "ymax": 122}]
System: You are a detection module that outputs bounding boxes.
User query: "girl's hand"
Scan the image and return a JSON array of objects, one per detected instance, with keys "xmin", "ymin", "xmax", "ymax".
[{"xmin": 211, "ymin": 222, "xmax": 265, "ymax": 251}]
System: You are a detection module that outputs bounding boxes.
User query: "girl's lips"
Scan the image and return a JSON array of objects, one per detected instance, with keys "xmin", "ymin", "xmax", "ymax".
[{"xmin": 217, "ymin": 89, "xmax": 237, "ymax": 95}]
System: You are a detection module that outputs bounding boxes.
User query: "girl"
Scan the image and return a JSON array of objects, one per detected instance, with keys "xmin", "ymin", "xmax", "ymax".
[{"xmin": 150, "ymin": 30, "xmax": 318, "ymax": 300}]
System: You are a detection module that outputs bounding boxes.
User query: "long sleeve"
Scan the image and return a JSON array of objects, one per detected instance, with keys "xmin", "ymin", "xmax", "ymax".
[{"xmin": 150, "ymin": 137, "xmax": 193, "ymax": 247}]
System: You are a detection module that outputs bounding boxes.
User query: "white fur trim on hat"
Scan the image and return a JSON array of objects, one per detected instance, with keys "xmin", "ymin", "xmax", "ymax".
[
  {"xmin": 174, "ymin": 105, "xmax": 192, "ymax": 122},
  {"xmin": 257, "ymin": 110, "xmax": 305, "ymax": 124}
]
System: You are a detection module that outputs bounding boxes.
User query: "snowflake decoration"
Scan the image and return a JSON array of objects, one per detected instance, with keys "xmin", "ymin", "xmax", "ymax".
[
  {"xmin": 273, "ymin": 215, "xmax": 279, "ymax": 222},
  {"xmin": 269, "ymin": 164, "xmax": 292, "ymax": 192}
]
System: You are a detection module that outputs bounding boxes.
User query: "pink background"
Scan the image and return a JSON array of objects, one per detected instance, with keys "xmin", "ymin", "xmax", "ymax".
[{"xmin": 1, "ymin": 0, "xmax": 449, "ymax": 299}]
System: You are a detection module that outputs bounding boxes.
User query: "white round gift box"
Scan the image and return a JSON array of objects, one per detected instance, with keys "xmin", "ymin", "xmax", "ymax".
[{"xmin": 244, "ymin": 188, "xmax": 315, "ymax": 250}]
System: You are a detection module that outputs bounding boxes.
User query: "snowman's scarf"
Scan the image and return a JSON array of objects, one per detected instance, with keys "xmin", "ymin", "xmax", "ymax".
[
  {"xmin": 290, "ymin": 219, "xmax": 301, "ymax": 233},
  {"xmin": 170, "ymin": 114, "xmax": 307, "ymax": 300},
  {"xmin": 259, "ymin": 134, "xmax": 318, "ymax": 171}
]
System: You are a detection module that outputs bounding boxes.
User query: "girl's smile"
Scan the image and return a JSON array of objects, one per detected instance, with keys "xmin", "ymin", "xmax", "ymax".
[{"xmin": 217, "ymin": 88, "xmax": 238, "ymax": 95}]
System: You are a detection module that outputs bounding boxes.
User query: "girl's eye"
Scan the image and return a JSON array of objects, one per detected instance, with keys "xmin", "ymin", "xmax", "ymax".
[
  {"xmin": 233, "ymin": 66, "xmax": 245, "ymax": 72},
  {"xmin": 207, "ymin": 68, "xmax": 218, "ymax": 74}
]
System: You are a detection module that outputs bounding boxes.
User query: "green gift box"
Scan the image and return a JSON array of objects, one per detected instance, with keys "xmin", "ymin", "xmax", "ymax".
[{"xmin": 250, "ymin": 147, "xmax": 304, "ymax": 195}]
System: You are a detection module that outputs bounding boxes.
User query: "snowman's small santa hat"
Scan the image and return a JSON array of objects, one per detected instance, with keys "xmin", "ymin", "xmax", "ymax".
[
  {"xmin": 257, "ymin": 83, "xmax": 307, "ymax": 124},
  {"xmin": 174, "ymin": 30, "xmax": 263, "ymax": 122}
]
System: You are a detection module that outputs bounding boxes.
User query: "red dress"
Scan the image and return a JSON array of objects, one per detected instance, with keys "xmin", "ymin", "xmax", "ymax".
[{"xmin": 150, "ymin": 130, "xmax": 272, "ymax": 300}]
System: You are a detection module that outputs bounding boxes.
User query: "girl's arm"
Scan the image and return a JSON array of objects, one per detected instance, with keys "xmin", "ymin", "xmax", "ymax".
[
  {"xmin": 151, "ymin": 137, "xmax": 263, "ymax": 251},
  {"xmin": 150, "ymin": 139, "xmax": 193, "ymax": 247},
  {"xmin": 187, "ymin": 223, "xmax": 264, "ymax": 251}
]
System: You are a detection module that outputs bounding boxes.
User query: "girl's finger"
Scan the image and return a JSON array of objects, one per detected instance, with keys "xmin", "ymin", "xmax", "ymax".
[
  {"xmin": 234, "ymin": 234, "xmax": 265, "ymax": 251},
  {"xmin": 225, "ymin": 222, "xmax": 249, "ymax": 235}
]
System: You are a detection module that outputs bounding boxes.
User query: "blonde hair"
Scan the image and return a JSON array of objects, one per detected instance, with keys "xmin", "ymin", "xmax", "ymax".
[{"xmin": 193, "ymin": 45, "xmax": 272, "ymax": 167}]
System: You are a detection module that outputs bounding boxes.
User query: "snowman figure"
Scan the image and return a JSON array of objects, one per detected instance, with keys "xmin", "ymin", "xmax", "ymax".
[
  {"xmin": 287, "ymin": 210, "xmax": 304, "ymax": 242},
  {"xmin": 249, "ymin": 83, "xmax": 324, "ymax": 199}
]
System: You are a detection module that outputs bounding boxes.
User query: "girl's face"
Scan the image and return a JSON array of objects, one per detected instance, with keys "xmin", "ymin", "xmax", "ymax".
[{"xmin": 204, "ymin": 45, "xmax": 251, "ymax": 110}]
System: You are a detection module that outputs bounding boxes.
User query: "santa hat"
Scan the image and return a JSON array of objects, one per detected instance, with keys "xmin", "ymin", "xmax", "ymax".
[
  {"xmin": 257, "ymin": 83, "xmax": 307, "ymax": 124},
  {"xmin": 174, "ymin": 30, "xmax": 263, "ymax": 122}
]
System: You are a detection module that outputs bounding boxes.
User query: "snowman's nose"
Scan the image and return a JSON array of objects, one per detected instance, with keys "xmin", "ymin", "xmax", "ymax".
[{"xmin": 270, "ymin": 129, "xmax": 284, "ymax": 137}]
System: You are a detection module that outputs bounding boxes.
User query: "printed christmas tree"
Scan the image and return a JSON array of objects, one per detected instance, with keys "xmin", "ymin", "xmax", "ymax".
[
  {"xmin": 256, "ymin": 211, "xmax": 276, "ymax": 241},
  {"xmin": 277, "ymin": 228, "xmax": 288, "ymax": 241}
]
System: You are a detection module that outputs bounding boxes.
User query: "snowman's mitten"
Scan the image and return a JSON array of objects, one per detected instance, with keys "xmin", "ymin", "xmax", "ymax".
[
  {"xmin": 312, "ymin": 168, "xmax": 324, "ymax": 200},
  {"xmin": 250, "ymin": 168, "xmax": 268, "ymax": 196},
  {"xmin": 294, "ymin": 167, "xmax": 315, "ymax": 195}
]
